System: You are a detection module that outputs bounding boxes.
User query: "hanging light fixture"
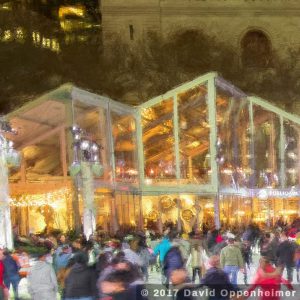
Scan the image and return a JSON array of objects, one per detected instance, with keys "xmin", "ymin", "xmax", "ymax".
[
  {"xmin": 0, "ymin": 118, "xmax": 20, "ymax": 168},
  {"xmin": 69, "ymin": 125, "xmax": 104, "ymax": 177}
]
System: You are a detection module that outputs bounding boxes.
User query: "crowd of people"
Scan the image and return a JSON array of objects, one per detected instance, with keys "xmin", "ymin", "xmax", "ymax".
[{"xmin": 0, "ymin": 220, "xmax": 299, "ymax": 300}]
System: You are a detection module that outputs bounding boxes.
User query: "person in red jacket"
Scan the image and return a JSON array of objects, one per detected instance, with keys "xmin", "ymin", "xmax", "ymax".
[
  {"xmin": 245, "ymin": 256, "xmax": 293, "ymax": 300},
  {"xmin": 0, "ymin": 250, "xmax": 9, "ymax": 300}
]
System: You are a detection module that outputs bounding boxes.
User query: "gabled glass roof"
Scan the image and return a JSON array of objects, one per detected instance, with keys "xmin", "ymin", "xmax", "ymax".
[{"xmin": 6, "ymin": 72, "xmax": 300, "ymax": 195}]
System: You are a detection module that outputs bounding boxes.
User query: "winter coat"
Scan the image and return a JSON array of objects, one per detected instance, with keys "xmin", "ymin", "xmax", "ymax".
[
  {"xmin": 163, "ymin": 246, "xmax": 184, "ymax": 278},
  {"xmin": 260, "ymin": 241, "xmax": 273, "ymax": 260},
  {"xmin": 220, "ymin": 244, "xmax": 244, "ymax": 269},
  {"xmin": 54, "ymin": 252, "xmax": 72, "ymax": 273},
  {"xmin": 241, "ymin": 243, "xmax": 251, "ymax": 265},
  {"xmin": 123, "ymin": 249, "xmax": 143, "ymax": 266},
  {"xmin": 201, "ymin": 267, "xmax": 238, "ymax": 300},
  {"xmin": 276, "ymin": 240, "xmax": 296, "ymax": 267},
  {"xmin": 174, "ymin": 238, "xmax": 191, "ymax": 260},
  {"xmin": 64, "ymin": 263, "xmax": 97, "ymax": 298},
  {"xmin": 27, "ymin": 261, "xmax": 58, "ymax": 296},
  {"xmin": 246, "ymin": 265, "xmax": 293, "ymax": 300},
  {"xmin": 154, "ymin": 237, "xmax": 171, "ymax": 263},
  {"xmin": 189, "ymin": 247, "xmax": 205, "ymax": 268},
  {"xmin": 139, "ymin": 247, "xmax": 151, "ymax": 267},
  {"xmin": 3, "ymin": 255, "xmax": 20, "ymax": 280},
  {"xmin": 0, "ymin": 262, "xmax": 5, "ymax": 289}
]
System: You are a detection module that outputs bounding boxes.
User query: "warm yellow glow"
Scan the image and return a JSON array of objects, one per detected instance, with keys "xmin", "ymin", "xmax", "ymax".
[
  {"xmin": 205, "ymin": 203, "xmax": 214, "ymax": 209},
  {"xmin": 235, "ymin": 210, "xmax": 246, "ymax": 216},
  {"xmin": 143, "ymin": 200, "xmax": 153, "ymax": 214},
  {"xmin": 279, "ymin": 209, "xmax": 297, "ymax": 215},
  {"xmin": 181, "ymin": 195, "xmax": 194, "ymax": 207},
  {"xmin": 10, "ymin": 187, "xmax": 71, "ymax": 209},
  {"xmin": 16, "ymin": 27, "xmax": 24, "ymax": 41},
  {"xmin": 58, "ymin": 5, "xmax": 85, "ymax": 19},
  {"xmin": 3, "ymin": 30, "xmax": 12, "ymax": 41}
]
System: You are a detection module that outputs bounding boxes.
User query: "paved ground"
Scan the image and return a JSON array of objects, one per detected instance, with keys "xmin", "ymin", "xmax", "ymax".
[{"xmin": 10, "ymin": 253, "xmax": 300, "ymax": 299}]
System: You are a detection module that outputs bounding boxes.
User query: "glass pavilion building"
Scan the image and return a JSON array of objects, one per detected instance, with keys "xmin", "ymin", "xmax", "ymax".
[{"xmin": 7, "ymin": 72, "xmax": 300, "ymax": 234}]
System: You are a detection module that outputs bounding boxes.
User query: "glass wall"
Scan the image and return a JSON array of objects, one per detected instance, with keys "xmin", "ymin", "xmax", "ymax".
[
  {"xmin": 284, "ymin": 120, "xmax": 300, "ymax": 187},
  {"xmin": 111, "ymin": 111, "xmax": 137, "ymax": 183},
  {"xmin": 253, "ymin": 106, "xmax": 280, "ymax": 188},
  {"xmin": 94, "ymin": 192, "xmax": 112, "ymax": 232},
  {"xmin": 216, "ymin": 83, "xmax": 251, "ymax": 188},
  {"xmin": 142, "ymin": 98, "xmax": 176, "ymax": 182},
  {"xmin": 178, "ymin": 84, "xmax": 210, "ymax": 184},
  {"xmin": 73, "ymin": 100, "xmax": 110, "ymax": 180},
  {"xmin": 220, "ymin": 196, "xmax": 253, "ymax": 226},
  {"xmin": 142, "ymin": 194, "xmax": 214, "ymax": 232},
  {"xmin": 115, "ymin": 192, "xmax": 141, "ymax": 228}
]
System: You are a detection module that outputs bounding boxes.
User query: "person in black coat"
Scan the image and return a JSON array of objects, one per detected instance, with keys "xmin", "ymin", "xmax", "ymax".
[
  {"xmin": 3, "ymin": 250, "xmax": 20, "ymax": 300},
  {"xmin": 99, "ymin": 269, "xmax": 148, "ymax": 300},
  {"xmin": 163, "ymin": 246, "xmax": 184, "ymax": 287},
  {"xmin": 200, "ymin": 255, "xmax": 239, "ymax": 300},
  {"xmin": 276, "ymin": 233, "xmax": 297, "ymax": 282},
  {"xmin": 64, "ymin": 252, "xmax": 97, "ymax": 300}
]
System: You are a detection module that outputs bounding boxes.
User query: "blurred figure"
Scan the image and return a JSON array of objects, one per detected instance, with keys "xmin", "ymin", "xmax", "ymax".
[
  {"xmin": 96, "ymin": 252, "xmax": 112, "ymax": 277},
  {"xmin": 123, "ymin": 237, "xmax": 143, "ymax": 267},
  {"xmin": 170, "ymin": 269, "xmax": 193, "ymax": 300},
  {"xmin": 245, "ymin": 256, "xmax": 293, "ymax": 300},
  {"xmin": 187, "ymin": 241, "xmax": 206, "ymax": 283},
  {"xmin": 53, "ymin": 245, "xmax": 72, "ymax": 274},
  {"xmin": 27, "ymin": 250, "xmax": 58, "ymax": 300},
  {"xmin": 154, "ymin": 230, "xmax": 171, "ymax": 267},
  {"xmin": 220, "ymin": 238, "xmax": 244, "ymax": 286},
  {"xmin": 241, "ymin": 240, "xmax": 252, "ymax": 285},
  {"xmin": 64, "ymin": 252, "xmax": 97, "ymax": 300},
  {"xmin": 276, "ymin": 232, "xmax": 296, "ymax": 282},
  {"xmin": 100, "ymin": 269, "xmax": 148, "ymax": 300},
  {"xmin": 3, "ymin": 250, "xmax": 20, "ymax": 300},
  {"xmin": 295, "ymin": 246, "xmax": 300, "ymax": 282},
  {"xmin": 163, "ymin": 234, "xmax": 185, "ymax": 287},
  {"xmin": 260, "ymin": 233, "xmax": 273, "ymax": 259},
  {"xmin": 139, "ymin": 245, "xmax": 151, "ymax": 282},
  {"xmin": 0, "ymin": 250, "xmax": 9, "ymax": 300},
  {"xmin": 12, "ymin": 249, "xmax": 30, "ymax": 278},
  {"xmin": 200, "ymin": 255, "xmax": 239, "ymax": 300}
]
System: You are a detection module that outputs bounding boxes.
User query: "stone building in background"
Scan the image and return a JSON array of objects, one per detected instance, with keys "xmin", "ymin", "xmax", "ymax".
[
  {"xmin": 101, "ymin": 0, "xmax": 299, "ymax": 60},
  {"xmin": 101, "ymin": 0, "xmax": 300, "ymax": 112}
]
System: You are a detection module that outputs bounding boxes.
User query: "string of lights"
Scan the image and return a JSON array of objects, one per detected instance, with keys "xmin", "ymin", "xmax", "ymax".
[{"xmin": 10, "ymin": 188, "xmax": 72, "ymax": 208}]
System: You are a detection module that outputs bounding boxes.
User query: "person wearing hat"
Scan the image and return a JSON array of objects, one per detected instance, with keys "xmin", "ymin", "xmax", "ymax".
[
  {"xmin": 27, "ymin": 249, "xmax": 58, "ymax": 300},
  {"xmin": 220, "ymin": 238, "xmax": 244, "ymax": 286}
]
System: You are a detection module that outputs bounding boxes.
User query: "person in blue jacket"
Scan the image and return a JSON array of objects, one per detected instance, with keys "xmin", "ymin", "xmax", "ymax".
[
  {"xmin": 3, "ymin": 250, "xmax": 21, "ymax": 300},
  {"xmin": 154, "ymin": 235, "xmax": 171, "ymax": 265}
]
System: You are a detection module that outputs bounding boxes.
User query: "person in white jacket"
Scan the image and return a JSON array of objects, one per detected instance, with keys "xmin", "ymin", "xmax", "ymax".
[
  {"xmin": 27, "ymin": 251, "xmax": 58, "ymax": 300},
  {"xmin": 187, "ymin": 240, "xmax": 208, "ymax": 283}
]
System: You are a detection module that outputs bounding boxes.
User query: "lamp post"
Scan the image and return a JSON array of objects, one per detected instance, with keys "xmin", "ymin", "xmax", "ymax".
[
  {"xmin": 69, "ymin": 125, "xmax": 103, "ymax": 240},
  {"xmin": 0, "ymin": 117, "xmax": 19, "ymax": 249}
]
